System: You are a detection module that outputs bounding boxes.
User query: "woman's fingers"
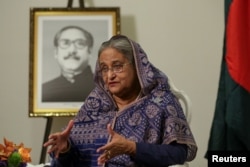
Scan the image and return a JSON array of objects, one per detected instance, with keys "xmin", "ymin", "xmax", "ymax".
[
  {"xmin": 97, "ymin": 150, "xmax": 111, "ymax": 165},
  {"xmin": 97, "ymin": 123, "xmax": 122, "ymax": 163},
  {"xmin": 97, "ymin": 123, "xmax": 134, "ymax": 164},
  {"xmin": 42, "ymin": 120, "xmax": 74, "ymax": 159},
  {"xmin": 107, "ymin": 123, "xmax": 115, "ymax": 136},
  {"xmin": 43, "ymin": 134, "xmax": 57, "ymax": 147},
  {"xmin": 61, "ymin": 120, "xmax": 74, "ymax": 136}
]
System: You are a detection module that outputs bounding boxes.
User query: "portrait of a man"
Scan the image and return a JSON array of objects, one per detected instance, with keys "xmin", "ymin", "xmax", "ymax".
[
  {"xmin": 29, "ymin": 8, "xmax": 119, "ymax": 116},
  {"xmin": 42, "ymin": 25, "xmax": 95, "ymax": 102}
]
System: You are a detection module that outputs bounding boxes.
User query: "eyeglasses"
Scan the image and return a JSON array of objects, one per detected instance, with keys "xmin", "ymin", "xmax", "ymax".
[
  {"xmin": 100, "ymin": 62, "xmax": 132, "ymax": 76},
  {"xmin": 58, "ymin": 39, "xmax": 87, "ymax": 49}
]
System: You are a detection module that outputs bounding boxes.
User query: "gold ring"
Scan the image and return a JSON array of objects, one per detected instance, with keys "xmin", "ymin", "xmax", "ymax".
[{"xmin": 106, "ymin": 150, "xmax": 111, "ymax": 159}]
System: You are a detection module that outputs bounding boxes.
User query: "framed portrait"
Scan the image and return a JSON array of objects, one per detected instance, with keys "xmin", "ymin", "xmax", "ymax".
[{"xmin": 29, "ymin": 7, "xmax": 120, "ymax": 117}]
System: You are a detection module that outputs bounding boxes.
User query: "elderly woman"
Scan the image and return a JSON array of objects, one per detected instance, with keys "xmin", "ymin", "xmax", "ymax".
[{"xmin": 44, "ymin": 35, "xmax": 197, "ymax": 167}]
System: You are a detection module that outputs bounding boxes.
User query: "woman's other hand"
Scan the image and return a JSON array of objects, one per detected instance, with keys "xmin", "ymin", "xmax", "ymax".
[
  {"xmin": 43, "ymin": 119, "xmax": 74, "ymax": 158},
  {"xmin": 97, "ymin": 124, "xmax": 136, "ymax": 165}
]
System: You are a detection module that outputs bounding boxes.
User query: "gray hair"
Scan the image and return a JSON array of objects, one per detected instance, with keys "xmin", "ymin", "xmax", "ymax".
[{"xmin": 98, "ymin": 35, "xmax": 134, "ymax": 64}]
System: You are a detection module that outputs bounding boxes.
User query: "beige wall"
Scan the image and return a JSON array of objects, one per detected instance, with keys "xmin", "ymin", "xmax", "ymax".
[{"xmin": 0, "ymin": 0, "xmax": 224, "ymax": 166}]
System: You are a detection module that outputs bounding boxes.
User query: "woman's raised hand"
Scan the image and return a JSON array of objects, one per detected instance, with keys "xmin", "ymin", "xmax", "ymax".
[
  {"xmin": 43, "ymin": 119, "xmax": 74, "ymax": 158},
  {"xmin": 97, "ymin": 124, "xmax": 136, "ymax": 165}
]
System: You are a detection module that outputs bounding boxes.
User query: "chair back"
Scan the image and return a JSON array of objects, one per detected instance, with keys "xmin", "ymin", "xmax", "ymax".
[
  {"xmin": 168, "ymin": 77, "xmax": 191, "ymax": 167},
  {"xmin": 168, "ymin": 77, "xmax": 192, "ymax": 124}
]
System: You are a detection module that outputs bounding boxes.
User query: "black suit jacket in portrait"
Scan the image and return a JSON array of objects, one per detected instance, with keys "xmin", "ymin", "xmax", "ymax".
[{"xmin": 42, "ymin": 66, "xmax": 95, "ymax": 102}]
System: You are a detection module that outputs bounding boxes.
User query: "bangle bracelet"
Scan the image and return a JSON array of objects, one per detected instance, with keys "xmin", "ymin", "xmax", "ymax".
[{"xmin": 60, "ymin": 140, "xmax": 71, "ymax": 154}]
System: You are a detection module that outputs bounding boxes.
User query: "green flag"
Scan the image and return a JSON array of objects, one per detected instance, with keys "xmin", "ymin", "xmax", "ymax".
[{"xmin": 206, "ymin": 0, "xmax": 250, "ymax": 153}]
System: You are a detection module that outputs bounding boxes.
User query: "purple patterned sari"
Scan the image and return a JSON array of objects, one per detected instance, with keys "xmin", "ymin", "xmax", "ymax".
[{"xmin": 69, "ymin": 36, "xmax": 197, "ymax": 167}]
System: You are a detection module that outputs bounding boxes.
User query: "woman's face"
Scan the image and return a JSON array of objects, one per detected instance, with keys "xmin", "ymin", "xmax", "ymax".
[{"xmin": 99, "ymin": 48, "xmax": 138, "ymax": 98}]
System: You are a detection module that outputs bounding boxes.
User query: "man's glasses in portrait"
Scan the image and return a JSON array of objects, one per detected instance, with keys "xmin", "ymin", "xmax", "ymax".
[{"xmin": 58, "ymin": 39, "xmax": 87, "ymax": 49}]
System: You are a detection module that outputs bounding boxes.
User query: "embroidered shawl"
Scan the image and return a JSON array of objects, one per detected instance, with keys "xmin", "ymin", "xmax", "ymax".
[{"xmin": 70, "ymin": 36, "xmax": 197, "ymax": 167}]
